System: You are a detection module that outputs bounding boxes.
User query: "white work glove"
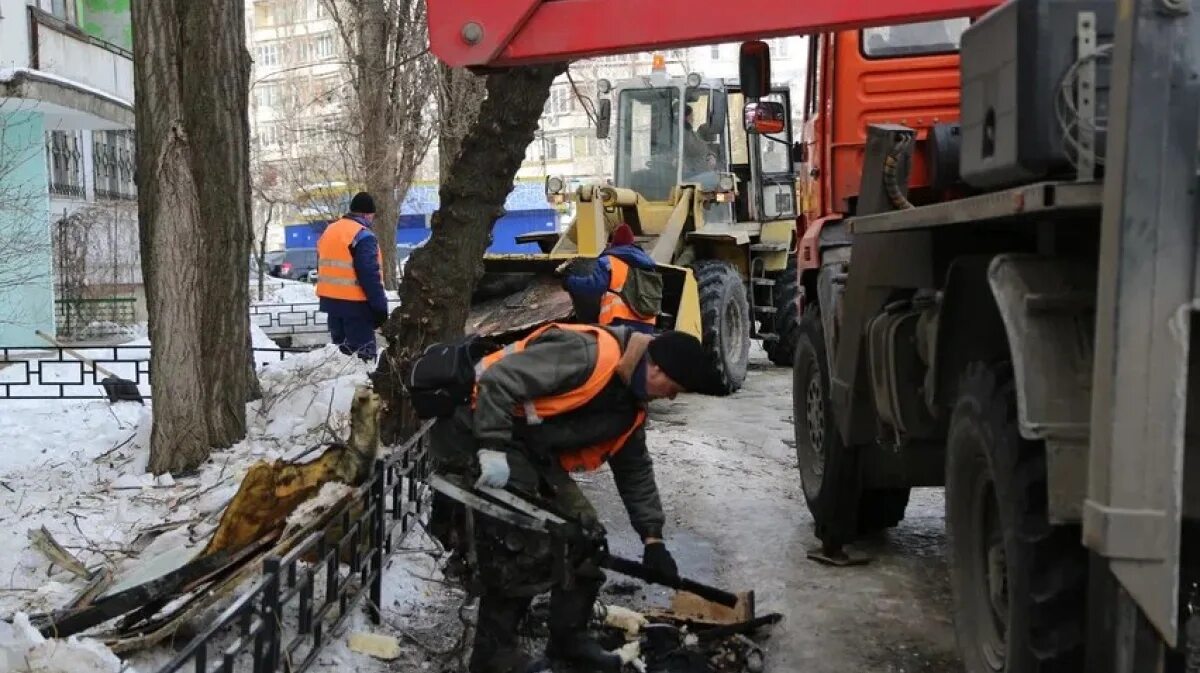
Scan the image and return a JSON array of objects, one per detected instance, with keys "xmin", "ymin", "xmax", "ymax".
[{"xmin": 475, "ymin": 449, "xmax": 510, "ymax": 489}]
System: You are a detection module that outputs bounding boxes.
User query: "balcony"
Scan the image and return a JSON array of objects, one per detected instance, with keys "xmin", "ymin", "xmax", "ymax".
[{"xmin": 0, "ymin": 7, "xmax": 134, "ymax": 130}]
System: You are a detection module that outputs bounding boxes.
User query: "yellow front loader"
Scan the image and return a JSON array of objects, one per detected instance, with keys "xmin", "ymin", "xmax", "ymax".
[{"xmin": 467, "ymin": 67, "xmax": 800, "ymax": 394}]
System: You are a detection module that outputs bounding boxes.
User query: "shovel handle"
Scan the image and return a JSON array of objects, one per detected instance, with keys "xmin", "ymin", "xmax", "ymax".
[
  {"xmin": 34, "ymin": 330, "xmax": 119, "ymax": 379},
  {"xmin": 600, "ymin": 553, "xmax": 740, "ymax": 608}
]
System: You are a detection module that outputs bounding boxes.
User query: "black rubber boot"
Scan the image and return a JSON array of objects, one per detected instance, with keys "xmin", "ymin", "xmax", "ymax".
[
  {"xmin": 545, "ymin": 581, "xmax": 621, "ymax": 672},
  {"xmin": 470, "ymin": 593, "xmax": 546, "ymax": 673}
]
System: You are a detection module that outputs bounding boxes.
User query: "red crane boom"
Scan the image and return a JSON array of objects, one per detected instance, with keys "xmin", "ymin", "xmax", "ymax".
[{"xmin": 428, "ymin": 0, "xmax": 1001, "ymax": 68}]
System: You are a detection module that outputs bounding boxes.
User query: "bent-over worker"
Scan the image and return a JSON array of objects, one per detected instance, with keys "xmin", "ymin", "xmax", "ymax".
[
  {"xmin": 561, "ymin": 223, "xmax": 660, "ymax": 333},
  {"xmin": 429, "ymin": 324, "xmax": 710, "ymax": 673},
  {"xmin": 315, "ymin": 191, "xmax": 389, "ymax": 359}
]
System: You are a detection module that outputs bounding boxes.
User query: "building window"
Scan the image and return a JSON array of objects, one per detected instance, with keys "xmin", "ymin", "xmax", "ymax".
[
  {"xmin": 254, "ymin": 1, "xmax": 275, "ymax": 27},
  {"xmin": 47, "ymin": 131, "xmax": 85, "ymax": 198},
  {"xmin": 93, "ymin": 131, "xmax": 137, "ymax": 201},
  {"xmin": 308, "ymin": 0, "xmax": 326, "ymax": 19},
  {"xmin": 48, "ymin": 0, "xmax": 78, "ymax": 24},
  {"xmin": 545, "ymin": 136, "xmax": 572, "ymax": 161},
  {"xmin": 772, "ymin": 38, "xmax": 790, "ymax": 58},
  {"xmin": 255, "ymin": 83, "xmax": 282, "ymax": 108},
  {"xmin": 710, "ymin": 44, "xmax": 720, "ymax": 59},
  {"xmin": 257, "ymin": 44, "xmax": 280, "ymax": 67},
  {"xmin": 257, "ymin": 124, "xmax": 280, "ymax": 148},
  {"xmin": 547, "ymin": 86, "xmax": 576, "ymax": 115},
  {"xmin": 314, "ymin": 33, "xmax": 335, "ymax": 59}
]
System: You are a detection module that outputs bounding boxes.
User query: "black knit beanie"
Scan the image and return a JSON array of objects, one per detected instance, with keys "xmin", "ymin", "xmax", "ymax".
[
  {"xmin": 349, "ymin": 191, "xmax": 376, "ymax": 214},
  {"xmin": 647, "ymin": 331, "xmax": 710, "ymax": 393}
]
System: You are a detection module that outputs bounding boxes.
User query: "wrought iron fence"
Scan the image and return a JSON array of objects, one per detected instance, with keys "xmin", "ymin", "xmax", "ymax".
[
  {"xmin": 155, "ymin": 425, "xmax": 432, "ymax": 673},
  {"xmin": 0, "ymin": 346, "xmax": 299, "ymax": 400},
  {"xmin": 250, "ymin": 303, "xmax": 328, "ymax": 338}
]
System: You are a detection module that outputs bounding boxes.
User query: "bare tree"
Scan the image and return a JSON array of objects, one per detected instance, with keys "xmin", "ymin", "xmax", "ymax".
[
  {"xmin": 326, "ymin": 0, "xmax": 437, "ymax": 290},
  {"xmin": 132, "ymin": 0, "xmax": 256, "ymax": 474},
  {"xmin": 374, "ymin": 63, "xmax": 566, "ymax": 439}
]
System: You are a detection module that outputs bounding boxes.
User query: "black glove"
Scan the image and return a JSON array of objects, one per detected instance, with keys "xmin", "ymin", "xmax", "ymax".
[
  {"xmin": 642, "ymin": 541, "xmax": 678, "ymax": 580},
  {"xmin": 373, "ymin": 310, "xmax": 389, "ymax": 329}
]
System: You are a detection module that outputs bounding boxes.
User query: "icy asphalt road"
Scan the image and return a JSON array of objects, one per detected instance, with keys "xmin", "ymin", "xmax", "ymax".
[{"xmin": 582, "ymin": 353, "xmax": 961, "ymax": 673}]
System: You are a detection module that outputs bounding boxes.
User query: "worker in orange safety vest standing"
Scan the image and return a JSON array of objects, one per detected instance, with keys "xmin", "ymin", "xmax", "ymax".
[
  {"xmin": 315, "ymin": 191, "xmax": 389, "ymax": 360},
  {"xmin": 426, "ymin": 323, "xmax": 711, "ymax": 673}
]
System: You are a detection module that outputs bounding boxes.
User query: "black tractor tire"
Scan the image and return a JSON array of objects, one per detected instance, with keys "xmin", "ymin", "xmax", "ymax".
[
  {"xmin": 945, "ymin": 363, "xmax": 1087, "ymax": 673},
  {"xmin": 762, "ymin": 259, "xmax": 800, "ymax": 367},
  {"xmin": 793, "ymin": 305, "xmax": 909, "ymax": 544},
  {"xmin": 692, "ymin": 260, "xmax": 751, "ymax": 395}
]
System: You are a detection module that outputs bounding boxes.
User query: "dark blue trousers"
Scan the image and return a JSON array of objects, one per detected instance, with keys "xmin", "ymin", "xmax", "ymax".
[{"xmin": 328, "ymin": 314, "xmax": 377, "ymax": 360}]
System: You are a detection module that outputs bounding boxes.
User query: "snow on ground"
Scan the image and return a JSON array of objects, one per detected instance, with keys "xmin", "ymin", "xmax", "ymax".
[
  {"xmin": 0, "ymin": 322, "xmax": 454, "ymax": 672},
  {"xmin": 251, "ymin": 278, "xmax": 402, "ymax": 307},
  {"xmin": 253, "ymin": 278, "xmax": 319, "ymax": 305}
]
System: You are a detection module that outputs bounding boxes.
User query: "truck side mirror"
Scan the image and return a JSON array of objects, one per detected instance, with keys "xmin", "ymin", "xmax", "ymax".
[
  {"xmin": 739, "ymin": 41, "xmax": 771, "ymax": 100},
  {"xmin": 596, "ymin": 99, "xmax": 612, "ymax": 139},
  {"xmin": 743, "ymin": 101, "xmax": 786, "ymax": 135}
]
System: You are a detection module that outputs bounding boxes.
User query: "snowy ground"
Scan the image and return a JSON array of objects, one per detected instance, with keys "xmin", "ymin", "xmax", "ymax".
[
  {"xmin": 0, "ymin": 325, "xmax": 460, "ymax": 673},
  {"xmin": 1, "ymin": 341, "xmax": 957, "ymax": 673}
]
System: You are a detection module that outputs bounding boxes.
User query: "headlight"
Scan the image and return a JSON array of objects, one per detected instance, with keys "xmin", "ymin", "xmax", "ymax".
[
  {"xmin": 597, "ymin": 79, "xmax": 612, "ymax": 95},
  {"xmin": 546, "ymin": 176, "xmax": 565, "ymax": 194},
  {"xmin": 718, "ymin": 173, "xmax": 736, "ymax": 192},
  {"xmin": 686, "ymin": 72, "xmax": 703, "ymax": 88}
]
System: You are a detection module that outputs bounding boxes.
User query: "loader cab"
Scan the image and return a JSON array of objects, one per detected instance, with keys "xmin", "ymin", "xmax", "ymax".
[{"xmin": 609, "ymin": 76, "xmax": 794, "ymax": 226}]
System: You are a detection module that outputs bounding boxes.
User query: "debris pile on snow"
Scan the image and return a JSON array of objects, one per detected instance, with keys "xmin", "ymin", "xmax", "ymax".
[
  {"xmin": 0, "ymin": 327, "xmax": 458, "ymax": 673},
  {"xmin": 0, "ymin": 613, "xmax": 129, "ymax": 673},
  {"xmin": 0, "ymin": 342, "xmax": 370, "ymax": 622}
]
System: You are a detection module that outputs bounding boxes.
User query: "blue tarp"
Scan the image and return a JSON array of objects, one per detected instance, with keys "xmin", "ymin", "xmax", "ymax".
[{"xmin": 285, "ymin": 207, "xmax": 557, "ymax": 254}]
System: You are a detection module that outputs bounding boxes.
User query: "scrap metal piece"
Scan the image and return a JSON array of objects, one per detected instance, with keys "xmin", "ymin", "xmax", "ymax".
[{"xmin": 428, "ymin": 474, "xmax": 547, "ymax": 532}]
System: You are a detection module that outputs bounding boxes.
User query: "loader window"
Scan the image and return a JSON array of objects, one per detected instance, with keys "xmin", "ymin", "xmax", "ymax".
[
  {"xmin": 861, "ymin": 18, "xmax": 969, "ymax": 58},
  {"xmin": 616, "ymin": 88, "xmax": 680, "ymax": 201}
]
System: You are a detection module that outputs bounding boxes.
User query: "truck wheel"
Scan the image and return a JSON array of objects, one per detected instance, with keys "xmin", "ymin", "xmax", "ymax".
[
  {"xmin": 692, "ymin": 260, "xmax": 750, "ymax": 395},
  {"xmin": 946, "ymin": 363, "xmax": 1086, "ymax": 673},
  {"xmin": 794, "ymin": 305, "xmax": 909, "ymax": 543},
  {"xmin": 762, "ymin": 259, "xmax": 800, "ymax": 367}
]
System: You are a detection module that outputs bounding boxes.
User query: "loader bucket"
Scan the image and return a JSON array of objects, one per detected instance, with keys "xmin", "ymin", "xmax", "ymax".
[{"xmin": 465, "ymin": 255, "xmax": 702, "ymax": 343}]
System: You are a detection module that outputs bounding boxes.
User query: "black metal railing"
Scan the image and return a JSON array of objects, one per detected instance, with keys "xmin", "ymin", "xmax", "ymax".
[
  {"xmin": 0, "ymin": 346, "xmax": 299, "ymax": 400},
  {"xmin": 250, "ymin": 303, "xmax": 327, "ymax": 338},
  {"xmin": 156, "ymin": 425, "xmax": 432, "ymax": 673}
]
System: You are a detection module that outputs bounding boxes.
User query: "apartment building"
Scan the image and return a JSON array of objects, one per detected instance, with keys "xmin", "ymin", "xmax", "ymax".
[{"xmin": 0, "ymin": 0, "xmax": 137, "ymax": 345}]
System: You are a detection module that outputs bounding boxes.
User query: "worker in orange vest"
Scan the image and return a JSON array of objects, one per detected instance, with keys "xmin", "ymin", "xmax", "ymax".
[
  {"xmin": 315, "ymin": 192, "xmax": 389, "ymax": 359},
  {"xmin": 427, "ymin": 323, "xmax": 709, "ymax": 673},
  {"xmin": 560, "ymin": 223, "xmax": 660, "ymax": 333}
]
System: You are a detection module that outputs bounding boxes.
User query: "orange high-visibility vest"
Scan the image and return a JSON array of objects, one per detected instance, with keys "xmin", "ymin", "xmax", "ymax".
[
  {"xmin": 599, "ymin": 256, "xmax": 656, "ymax": 327},
  {"xmin": 474, "ymin": 323, "xmax": 646, "ymax": 473},
  {"xmin": 315, "ymin": 217, "xmax": 383, "ymax": 302}
]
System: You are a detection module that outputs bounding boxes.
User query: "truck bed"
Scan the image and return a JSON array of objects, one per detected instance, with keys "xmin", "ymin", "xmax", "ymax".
[{"xmin": 850, "ymin": 180, "xmax": 1104, "ymax": 234}]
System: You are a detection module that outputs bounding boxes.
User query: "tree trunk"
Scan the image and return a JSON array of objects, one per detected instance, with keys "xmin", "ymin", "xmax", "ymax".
[
  {"xmin": 132, "ymin": 0, "xmax": 255, "ymax": 474},
  {"xmin": 357, "ymin": 0, "xmax": 399, "ymax": 291},
  {"xmin": 374, "ymin": 64, "xmax": 565, "ymax": 441}
]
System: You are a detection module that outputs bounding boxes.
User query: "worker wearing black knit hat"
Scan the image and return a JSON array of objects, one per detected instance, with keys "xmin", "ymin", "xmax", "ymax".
[
  {"xmin": 425, "ymin": 323, "xmax": 708, "ymax": 673},
  {"xmin": 315, "ymin": 191, "xmax": 388, "ymax": 360}
]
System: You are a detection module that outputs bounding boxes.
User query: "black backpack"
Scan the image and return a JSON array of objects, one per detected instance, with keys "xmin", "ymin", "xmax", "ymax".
[{"xmin": 407, "ymin": 335, "xmax": 498, "ymax": 419}]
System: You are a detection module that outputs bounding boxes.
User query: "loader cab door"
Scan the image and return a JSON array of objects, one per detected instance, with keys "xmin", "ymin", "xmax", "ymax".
[
  {"xmin": 729, "ymin": 86, "xmax": 797, "ymax": 223},
  {"xmin": 683, "ymin": 84, "xmax": 734, "ymax": 223},
  {"xmin": 614, "ymin": 87, "xmax": 681, "ymax": 202}
]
